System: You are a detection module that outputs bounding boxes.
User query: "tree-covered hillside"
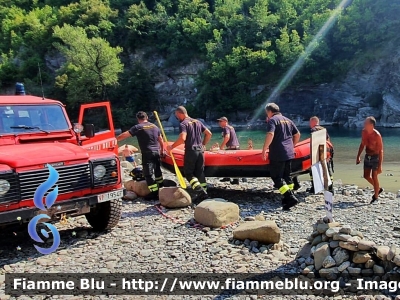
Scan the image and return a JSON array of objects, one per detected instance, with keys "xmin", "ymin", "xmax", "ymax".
[{"xmin": 0, "ymin": 0, "xmax": 398, "ymax": 126}]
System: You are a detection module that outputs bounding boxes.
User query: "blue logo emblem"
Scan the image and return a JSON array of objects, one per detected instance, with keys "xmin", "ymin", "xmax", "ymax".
[{"xmin": 28, "ymin": 164, "xmax": 61, "ymax": 255}]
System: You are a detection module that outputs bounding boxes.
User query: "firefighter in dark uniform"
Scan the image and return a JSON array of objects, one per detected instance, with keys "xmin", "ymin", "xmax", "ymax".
[
  {"xmin": 217, "ymin": 116, "xmax": 241, "ymax": 185},
  {"xmin": 306, "ymin": 116, "xmax": 334, "ymax": 194},
  {"xmin": 117, "ymin": 111, "xmax": 164, "ymax": 199},
  {"xmin": 168, "ymin": 106, "xmax": 212, "ymax": 199},
  {"xmin": 262, "ymin": 103, "xmax": 300, "ymax": 210}
]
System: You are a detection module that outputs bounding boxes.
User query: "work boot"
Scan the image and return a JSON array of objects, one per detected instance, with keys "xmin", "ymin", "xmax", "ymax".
[
  {"xmin": 306, "ymin": 187, "xmax": 315, "ymax": 193},
  {"xmin": 193, "ymin": 185, "xmax": 208, "ymax": 201},
  {"xmin": 282, "ymin": 191, "xmax": 298, "ymax": 211},
  {"xmin": 144, "ymin": 191, "xmax": 159, "ymax": 200},
  {"xmin": 292, "ymin": 177, "xmax": 301, "ymax": 190},
  {"xmin": 328, "ymin": 184, "xmax": 334, "ymax": 195},
  {"xmin": 306, "ymin": 182, "xmax": 315, "ymax": 194},
  {"xmin": 231, "ymin": 179, "xmax": 240, "ymax": 185},
  {"xmin": 293, "ymin": 182, "xmax": 301, "ymax": 191},
  {"xmin": 220, "ymin": 178, "xmax": 230, "ymax": 182}
]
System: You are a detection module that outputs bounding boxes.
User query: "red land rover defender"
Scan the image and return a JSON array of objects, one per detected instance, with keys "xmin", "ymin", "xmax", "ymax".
[{"xmin": 0, "ymin": 91, "xmax": 124, "ymax": 231}]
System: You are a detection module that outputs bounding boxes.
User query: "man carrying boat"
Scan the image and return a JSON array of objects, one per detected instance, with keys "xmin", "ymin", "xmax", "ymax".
[
  {"xmin": 117, "ymin": 111, "xmax": 165, "ymax": 200},
  {"xmin": 306, "ymin": 116, "xmax": 334, "ymax": 194},
  {"xmin": 168, "ymin": 106, "xmax": 212, "ymax": 200},
  {"xmin": 217, "ymin": 116, "xmax": 241, "ymax": 185},
  {"xmin": 262, "ymin": 103, "xmax": 300, "ymax": 210}
]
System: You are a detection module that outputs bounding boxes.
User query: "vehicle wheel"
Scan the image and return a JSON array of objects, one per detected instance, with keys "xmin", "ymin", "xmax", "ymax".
[{"xmin": 85, "ymin": 198, "xmax": 122, "ymax": 231}]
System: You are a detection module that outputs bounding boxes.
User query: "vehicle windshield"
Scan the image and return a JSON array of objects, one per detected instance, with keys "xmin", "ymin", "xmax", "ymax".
[{"xmin": 0, "ymin": 104, "xmax": 70, "ymax": 134}]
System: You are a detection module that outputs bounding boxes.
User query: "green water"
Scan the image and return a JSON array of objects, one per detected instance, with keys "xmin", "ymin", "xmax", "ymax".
[{"xmin": 120, "ymin": 127, "xmax": 400, "ymax": 193}]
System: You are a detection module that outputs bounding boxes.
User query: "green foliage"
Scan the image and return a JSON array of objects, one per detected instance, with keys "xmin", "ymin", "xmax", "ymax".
[
  {"xmin": 53, "ymin": 24, "xmax": 123, "ymax": 107},
  {"xmin": 108, "ymin": 62, "xmax": 157, "ymax": 129},
  {"xmin": 0, "ymin": 0, "xmax": 398, "ymax": 125}
]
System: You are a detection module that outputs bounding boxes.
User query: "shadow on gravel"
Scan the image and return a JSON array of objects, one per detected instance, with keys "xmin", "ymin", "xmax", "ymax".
[
  {"xmin": 0, "ymin": 225, "xmax": 109, "ymax": 268},
  {"xmin": 335, "ymin": 201, "xmax": 370, "ymax": 209},
  {"xmin": 121, "ymin": 205, "xmax": 160, "ymax": 219},
  {"xmin": 206, "ymin": 187, "xmax": 282, "ymax": 208}
]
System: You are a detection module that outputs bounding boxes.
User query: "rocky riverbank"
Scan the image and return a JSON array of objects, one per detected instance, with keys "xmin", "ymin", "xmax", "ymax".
[{"xmin": 1, "ymin": 172, "xmax": 400, "ymax": 300}]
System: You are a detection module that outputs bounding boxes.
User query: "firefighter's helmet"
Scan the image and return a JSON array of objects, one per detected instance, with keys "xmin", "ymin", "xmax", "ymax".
[{"xmin": 129, "ymin": 167, "xmax": 145, "ymax": 181}]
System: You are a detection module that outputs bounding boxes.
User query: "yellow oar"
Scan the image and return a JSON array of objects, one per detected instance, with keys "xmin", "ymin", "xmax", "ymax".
[{"xmin": 153, "ymin": 111, "xmax": 187, "ymax": 189}]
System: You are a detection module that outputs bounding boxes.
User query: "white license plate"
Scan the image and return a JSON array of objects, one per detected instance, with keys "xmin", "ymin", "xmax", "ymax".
[{"xmin": 97, "ymin": 189, "xmax": 124, "ymax": 203}]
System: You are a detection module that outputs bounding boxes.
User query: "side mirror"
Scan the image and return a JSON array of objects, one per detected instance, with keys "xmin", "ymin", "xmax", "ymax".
[{"xmin": 84, "ymin": 124, "xmax": 95, "ymax": 138}]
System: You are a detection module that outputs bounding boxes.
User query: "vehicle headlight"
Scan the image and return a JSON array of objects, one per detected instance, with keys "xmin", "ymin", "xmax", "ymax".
[
  {"xmin": 93, "ymin": 165, "xmax": 107, "ymax": 179},
  {"xmin": 0, "ymin": 179, "xmax": 10, "ymax": 195}
]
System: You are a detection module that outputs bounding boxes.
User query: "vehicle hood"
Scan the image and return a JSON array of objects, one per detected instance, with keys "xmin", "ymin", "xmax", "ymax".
[{"xmin": 0, "ymin": 143, "xmax": 89, "ymax": 168}]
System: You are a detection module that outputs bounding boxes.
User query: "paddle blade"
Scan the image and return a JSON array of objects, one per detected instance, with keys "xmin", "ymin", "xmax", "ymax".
[
  {"xmin": 174, "ymin": 163, "xmax": 187, "ymax": 189},
  {"xmin": 171, "ymin": 154, "xmax": 186, "ymax": 188}
]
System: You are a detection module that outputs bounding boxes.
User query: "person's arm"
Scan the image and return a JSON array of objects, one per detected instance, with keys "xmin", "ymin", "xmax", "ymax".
[
  {"xmin": 170, "ymin": 133, "xmax": 186, "ymax": 149},
  {"xmin": 203, "ymin": 129, "xmax": 212, "ymax": 146},
  {"xmin": 262, "ymin": 133, "xmax": 274, "ymax": 152},
  {"xmin": 377, "ymin": 132, "xmax": 383, "ymax": 174},
  {"xmin": 262, "ymin": 119, "xmax": 275, "ymax": 161},
  {"xmin": 220, "ymin": 131, "xmax": 230, "ymax": 150},
  {"xmin": 116, "ymin": 131, "xmax": 131, "ymax": 141},
  {"xmin": 169, "ymin": 122, "xmax": 186, "ymax": 150},
  {"xmin": 158, "ymin": 135, "xmax": 165, "ymax": 155},
  {"xmin": 292, "ymin": 123, "xmax": 300, "ymax": 146},
  {"xmin": 356, "ymin": 131, "xmax": 365, "ymax": 164},
  {"xmin": 117, "ymin": 126, "xmax": 136, "ymax": 142},
  {"xmin": 293, "ymin": 132, "xmax": 300, "ymax": 146}
]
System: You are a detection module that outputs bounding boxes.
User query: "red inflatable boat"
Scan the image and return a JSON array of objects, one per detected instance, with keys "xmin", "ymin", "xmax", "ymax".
[{"xmin": 161, "ymin": 138, "xmax": 333, "ymax": 178}]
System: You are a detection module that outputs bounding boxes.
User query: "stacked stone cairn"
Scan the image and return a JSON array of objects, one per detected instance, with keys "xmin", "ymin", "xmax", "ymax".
[{"xmin": 299, "ymin": 219, "xmax": 400, "ymax": 290}]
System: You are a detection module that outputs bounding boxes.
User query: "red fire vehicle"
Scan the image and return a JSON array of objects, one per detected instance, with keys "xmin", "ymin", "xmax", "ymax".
[{"xmin": 0, "ymin": 88, "xmax": 124, "ymax": 231}]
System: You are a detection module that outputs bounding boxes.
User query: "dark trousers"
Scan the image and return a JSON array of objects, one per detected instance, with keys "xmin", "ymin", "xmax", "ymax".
[
  {"xmin": 184, "ymin": 149, "xmax": 206, "ymax": 190},
  {"xmin": 142, "ymin": 151, "xmax": 163, "ymax": 192},
  {"xmin": 270, "ymin": 160, "xmax": 293, "ymax": 194}
]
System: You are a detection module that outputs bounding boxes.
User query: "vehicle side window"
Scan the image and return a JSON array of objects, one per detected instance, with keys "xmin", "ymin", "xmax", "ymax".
[
  {"xmin": 80, "ymin": 106, "xmax": 111, "ymax": 136},
  {"xmin": 0, "ymin": 109, "xmax": 14, "ymax": 132}
]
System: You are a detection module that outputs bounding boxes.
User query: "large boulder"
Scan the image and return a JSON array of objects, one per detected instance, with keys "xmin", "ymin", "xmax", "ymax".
[
  {"xmin": 194, "ymin": 199, "xmax": 239, "ymax": 228},
  {"xmin": 314, "ymin": 242, "xmax": 330, "ymax": 271},
  {"xmin": 376, "ymin": 246, "xmax": 390, "ymax": 261},
  {"xmin": 353, "ymin": 251, "xmax": 372, "ymax": 264},
  {"xmin": 124, "ymin": 180, "xmax": 150, "ymax": 197},
  {"xmin": 233, "ymin": 221, "xmax": 280, "ymax": 244},
  {"xmin": 159, "ymin": 187, "xmax": 191, "ymax": 208},
  {"xmin": 123, "ymin": 191, "xmax": 138, "ymax": 200}
]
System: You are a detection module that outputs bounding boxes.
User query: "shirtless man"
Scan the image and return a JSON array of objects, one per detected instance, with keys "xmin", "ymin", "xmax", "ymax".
[
  {"xmin": 356, "ymin": 116, "xmax": 384, "ymax": 204},
  {"xmin": 123, "ymin": 144, "xmax": 138, "ymax": 167}
]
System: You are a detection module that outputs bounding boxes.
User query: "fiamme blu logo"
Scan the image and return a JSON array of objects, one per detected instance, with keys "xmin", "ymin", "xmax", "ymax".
[{"xmin": 27, "ymin": 164, "xmax": 61, "ymax": 255}]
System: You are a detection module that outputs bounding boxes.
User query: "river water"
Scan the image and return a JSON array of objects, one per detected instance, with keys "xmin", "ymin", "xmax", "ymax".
[{"xmin": 120, "ymin": 127, "xmax": 400, "ymax": 193}]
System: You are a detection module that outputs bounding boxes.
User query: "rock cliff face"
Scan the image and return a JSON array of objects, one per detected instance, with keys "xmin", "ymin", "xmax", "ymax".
[
  {"xmin": 277, "ymin": 39, "xmax": 400, "ymax": 128},
  {"xmin": 133, "ymin": 39, "xmax": 400, "ymax": 127},
  {"xmin": 130, "ymin": 50, "xmax": 204, "ymax": 120}
]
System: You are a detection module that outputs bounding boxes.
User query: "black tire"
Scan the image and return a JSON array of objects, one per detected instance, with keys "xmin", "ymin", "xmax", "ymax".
[{"xmin": 85, "ymin": 198, "xmax": 122, "ymax": 231}]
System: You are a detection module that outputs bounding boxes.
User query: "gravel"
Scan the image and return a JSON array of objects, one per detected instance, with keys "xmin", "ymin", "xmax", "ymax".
[{"xmin": 0, "ymin": 171, "xmax": 399, "ymax": 300}]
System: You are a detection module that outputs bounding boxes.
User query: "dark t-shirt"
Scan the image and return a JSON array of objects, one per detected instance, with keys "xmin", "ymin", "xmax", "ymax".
[
  {"xmin": 311, "ymin": 125, "xmax": 330, "ymax": 141},
  {"xmin": 179, "ymin": 117, "xmax": 207, "ymax": 150},
  {"xmin": 222, "ymin": 125, "xmax": 240, "ymax": 148},
  {"xmin": 128, "ymin": 122, "xmax": 161, "ymax": 153},
  {"xmin": 266, "ymin": 113, "xmax": 299, "ymax": 161}
]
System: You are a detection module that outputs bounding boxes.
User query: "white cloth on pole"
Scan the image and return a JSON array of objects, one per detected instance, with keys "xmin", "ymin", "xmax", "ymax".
[{"xmin": 311, "ymin": 161, "xmax": 332, "ymax": 194}]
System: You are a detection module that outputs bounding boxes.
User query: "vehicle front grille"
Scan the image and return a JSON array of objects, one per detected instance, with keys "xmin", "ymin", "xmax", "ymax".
[
  {"xmin": 91, "ymin": 159, "xmax": 119, "ymax": 187},
  {"xmin": 0, "ymin": 171, "xmax": 19, "ymax": 203},
  {"xmin": 18, "ymin": 163, "xmax": 91, "ymax": 200}
]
